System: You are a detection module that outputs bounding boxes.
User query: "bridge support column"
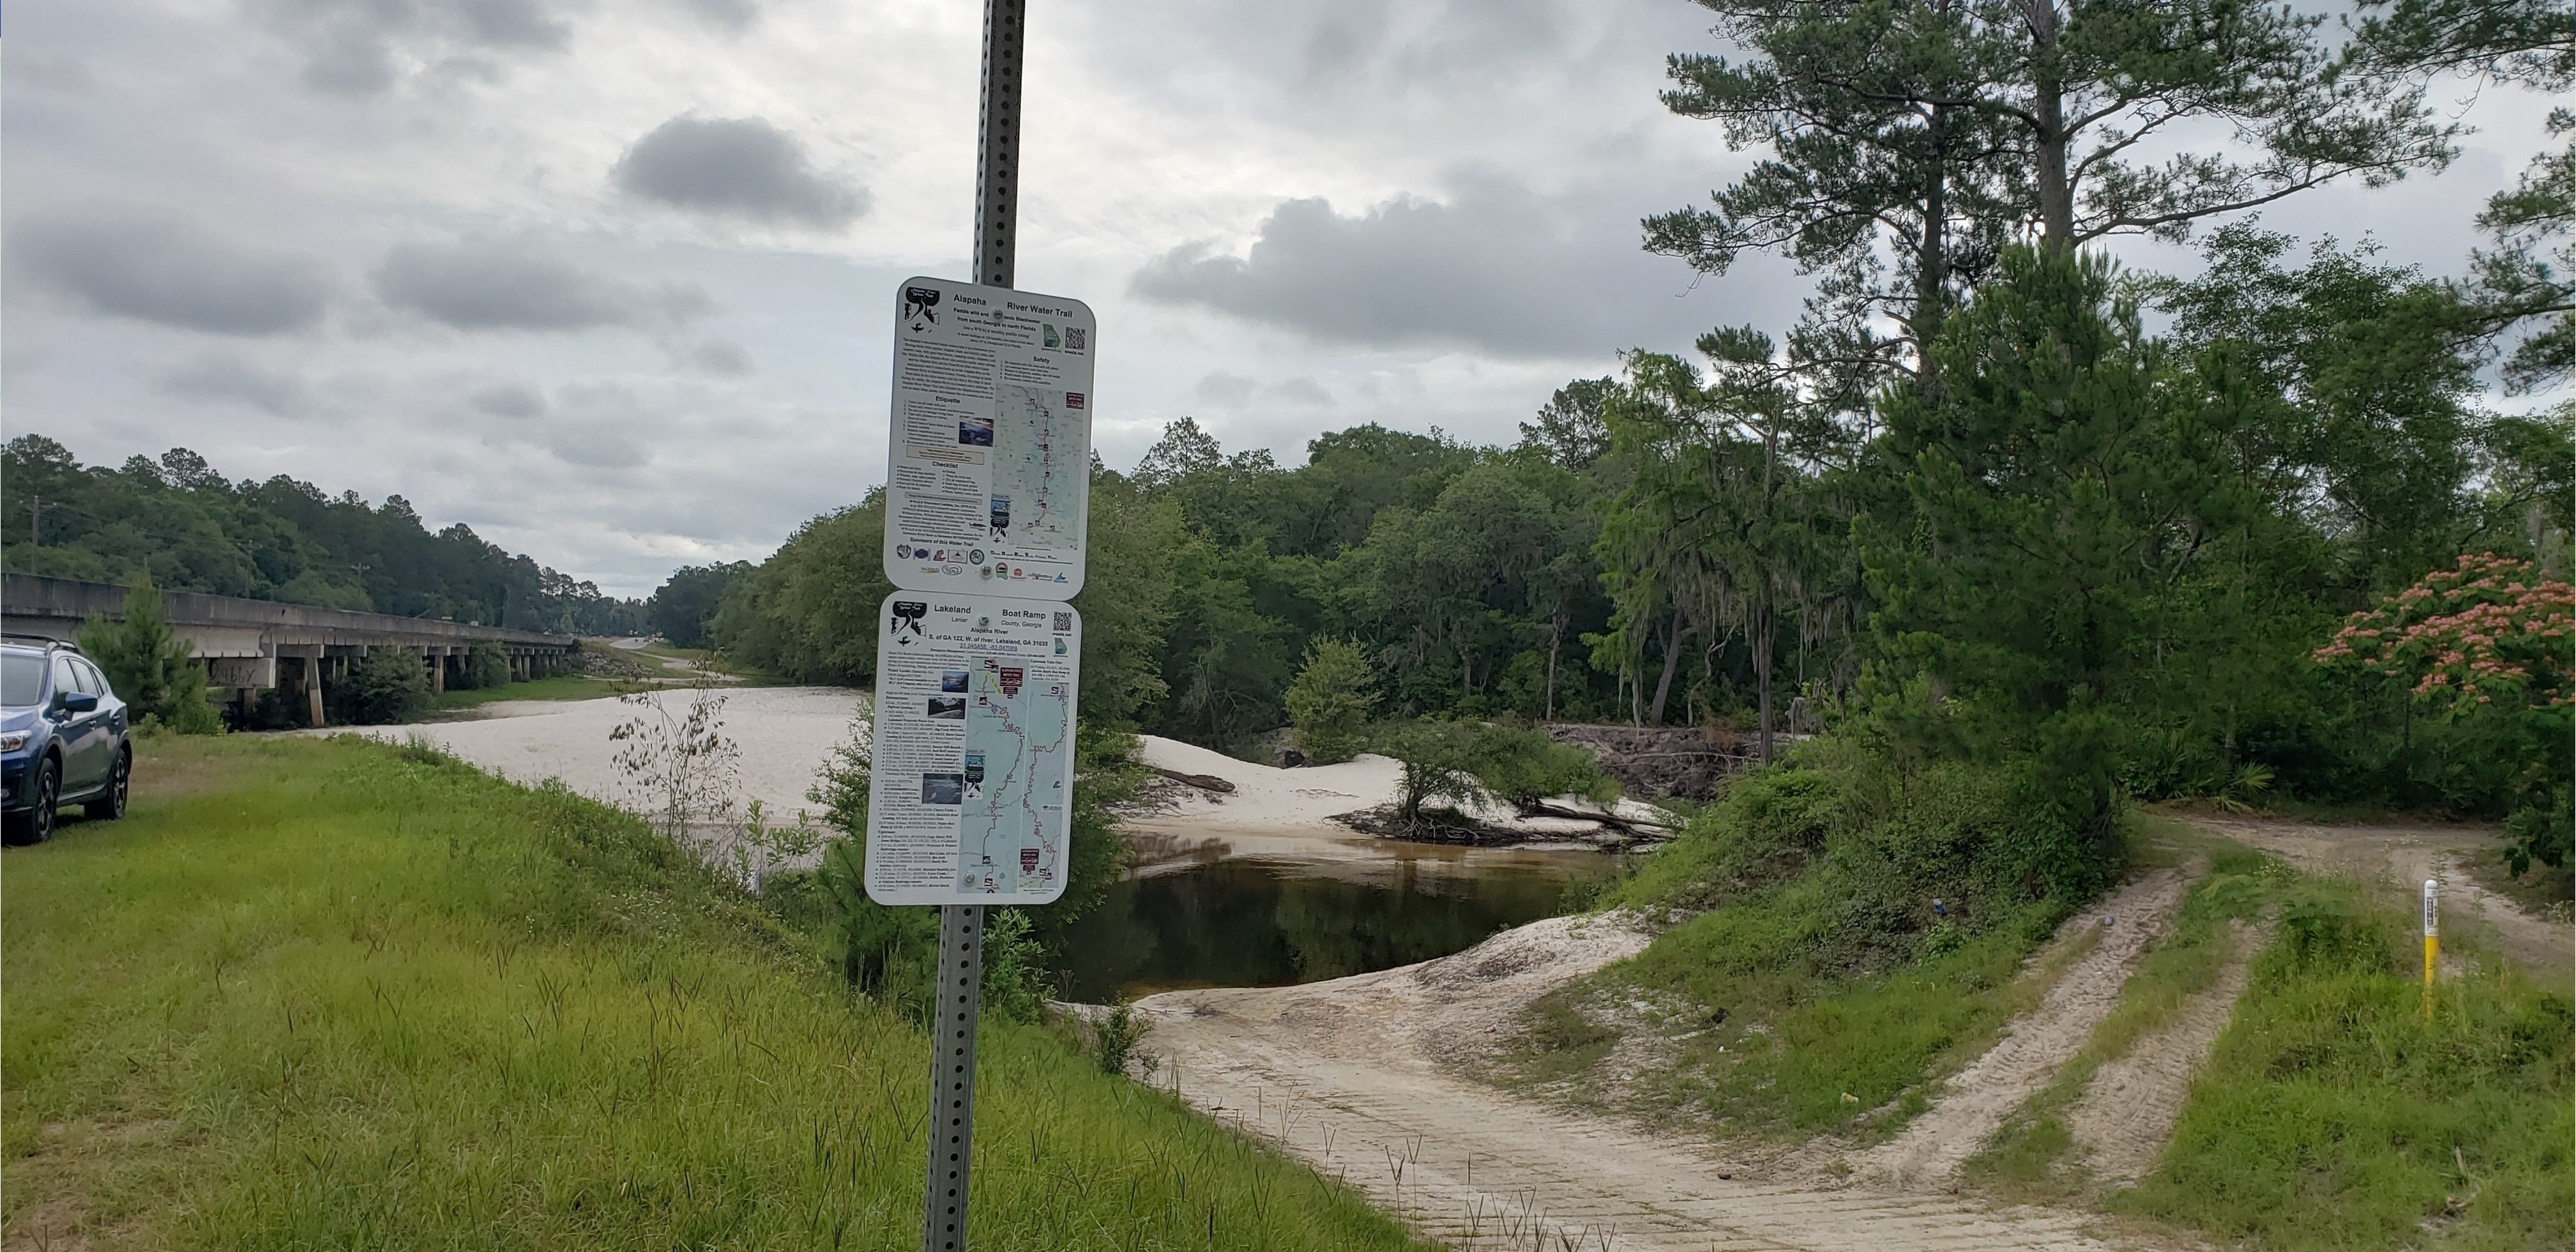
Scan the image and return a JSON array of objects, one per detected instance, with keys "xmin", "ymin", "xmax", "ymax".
[
  {"xmin": 429, "ymin": 650, "xmax": 445, "ymax": 693},
  {"xmin": 307, "ymin": 657, "xmax": 326, "ymax": 728}
]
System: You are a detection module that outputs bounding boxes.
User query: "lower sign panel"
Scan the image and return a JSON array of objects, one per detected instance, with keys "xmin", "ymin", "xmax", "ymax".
[{"xmin": 866, "ymin": 592, "xmax": 1080, "ymax": 905}]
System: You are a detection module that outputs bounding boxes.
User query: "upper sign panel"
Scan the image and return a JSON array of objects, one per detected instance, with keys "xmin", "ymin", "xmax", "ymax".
[{"xmin": 883, "ymin": 277, "xmax": 1094, "ymax": 600}]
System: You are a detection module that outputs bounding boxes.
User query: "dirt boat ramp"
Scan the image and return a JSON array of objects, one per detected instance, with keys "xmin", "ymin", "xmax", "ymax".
[{"xmin": 1128, "ymin": 914, "xmax": 2133, "ymax": 1252}]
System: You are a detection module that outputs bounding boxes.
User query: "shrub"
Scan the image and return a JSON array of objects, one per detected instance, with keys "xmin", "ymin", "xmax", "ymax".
[
  {"xmin": 1091, "ymin": 1002, "xmax": 1148, "ymax": 1075},
  {"xmin": 1618, "ymin": 738, "xmax": 2080, "ymax": 970},
  {"xmin": 818, "ymin": 837, "xmax": 936, "ymax": 998},
  {"xmin": 1370, "ymin": 719, "xmax": 1616, "ymax": 827},
  {"xmin": 1285, "ymin": 637, "xmax": 1377, "ymax": 763},
  {"xmin": 459, "ymin": 639, "xmax": 512, "ymax": 690},
  {"xmin": 1370, "ymin": 720, "xmax": 1487, "ymax": 824},
  {"xmin": 347, "ymin": 647, "xmax": 434, "ymax": 724},
  {"xmin": 2315, "ymin": 553, "xmax": 2574, "ymax": 874},
  {"xmin": 1465, "ymin": 724, "xmax": 1616, "ymax": 814},
  {"xmin": 77, "ymin": 576, "xmax": 222, "ymax": 733}
]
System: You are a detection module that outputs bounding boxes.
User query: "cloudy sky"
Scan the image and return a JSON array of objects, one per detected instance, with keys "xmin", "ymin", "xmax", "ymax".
[{"xmin": 4, "ymin": 1, "xmax": 2556, "ymax": 596}]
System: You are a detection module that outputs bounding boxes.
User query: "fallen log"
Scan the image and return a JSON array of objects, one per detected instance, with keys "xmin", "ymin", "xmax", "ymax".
[
  {"xmin": 1519, "ymin": 801, "xmax": 1673, "ymax": 836},
  {"xmin": 1149, "ymin": 767, "xmax": 1238, "ymax": 794}
]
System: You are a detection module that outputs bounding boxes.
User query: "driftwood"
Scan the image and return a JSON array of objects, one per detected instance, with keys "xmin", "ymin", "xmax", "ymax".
[
  {"xmin": 1519, "ymin": 800, "xmax": 1665, "ymax": 835},
  {"xmin": 1150, "ymin": 767, "xmax": 1238, "ymax": 794}
]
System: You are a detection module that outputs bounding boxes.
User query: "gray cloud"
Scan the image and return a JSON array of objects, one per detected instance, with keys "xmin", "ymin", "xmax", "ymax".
[
  {"xmin": 1079, "ymin": 1, "xmax": 1585, "ymax": 114},
  {"xmin": 469, "ymin": 381, "xmax": 548, "ymax": 418},
  {"xmin": 675, "ymin": 0, "xmax": 759, "ymax": 33},
  {"xmin": 1274, "ymin": 377, "xmax": 1336, "ymax": 406},
  {"xmin": 374, "ymin": 237, "xmax": 715, "ymax": 331},
  {"xmin": 160, "ymin": 355, "xmax": 317, "ymax": 416},
  {"xmin": 15, "ymin": 55, "xmax": 95, "ymax": 93},
  {"xmin": 1195, "ymin": 370, "xmax": 1256, "ymax": 406},
  {"xmin": 686, "ymin": 338, "xmax": 755, "ymax": 376},
  {"xmin": 258, "ymin": 0, "xmax": 571, "ymax": 96},
  {"xmin": 612, "ymin": 116, "xmax": 865, "ymax": 228},
  {"xmin": 1132, "ymin": 170, "xmax": 1715, "ymax": 358},
  {"xmin": 10, "ymin": 210, "xmax": 337, "ymax": 336},
  {"xmin": 533, "ymin": 383, "xmax": 663, "ymax": 469}
]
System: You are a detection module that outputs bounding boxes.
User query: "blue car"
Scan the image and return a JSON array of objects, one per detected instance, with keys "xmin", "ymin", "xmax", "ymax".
[{"xmin": 2, "ymin": 637, "xmax": 133, "ymax": 845}]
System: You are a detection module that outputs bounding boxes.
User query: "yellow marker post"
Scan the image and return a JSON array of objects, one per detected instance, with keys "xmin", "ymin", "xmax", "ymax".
[{"xmin": 2421, "ymin": 878, "xmax": 2439, "ymax": 1021}]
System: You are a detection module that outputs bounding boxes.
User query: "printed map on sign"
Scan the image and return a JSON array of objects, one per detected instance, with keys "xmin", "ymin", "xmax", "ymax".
[
  {"xmin": 956, "ymin": 656, "xmax": 1070, "ymax": 894},
  {"xmin": 990, "ymin": 385, "xmax": 1082, "ymax": 551}
]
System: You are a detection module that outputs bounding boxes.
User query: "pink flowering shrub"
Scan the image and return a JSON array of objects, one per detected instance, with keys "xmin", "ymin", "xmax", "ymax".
[{"xmin": 2317, "ymin": 554, "xmax": 2573, "ymax": 874}]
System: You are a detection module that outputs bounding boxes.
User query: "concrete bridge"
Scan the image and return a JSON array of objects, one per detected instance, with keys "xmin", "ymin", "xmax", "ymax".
[{"xmin": 2, "ymin": 574, "xmax": 579, "ymax": 724}]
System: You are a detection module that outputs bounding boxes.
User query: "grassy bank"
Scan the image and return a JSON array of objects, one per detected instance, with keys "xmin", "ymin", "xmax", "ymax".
[
  {"xmin": 2114, "ymin": 859, "xmax": 2570, "ymax": 1250},
  {"xmin": 1, "ymin": 735, "xmax": 1427, "ymax": 1251},
  {"xmin": 1499, "ymin": 756, "xmax": 2099, "ymax": 1140}
]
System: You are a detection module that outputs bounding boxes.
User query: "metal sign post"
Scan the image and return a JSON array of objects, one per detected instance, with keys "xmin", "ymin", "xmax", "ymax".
[{"xmin": 923, "ymin": 5, "xmax": 1025, "ymax": 1251}]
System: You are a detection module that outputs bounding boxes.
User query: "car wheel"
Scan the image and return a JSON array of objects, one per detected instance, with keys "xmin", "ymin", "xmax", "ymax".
[
  {"xmin": 4, "ymin": 758, "xmax": 59, "ymax": 846},
  {"xmin": 86, "ymin": 746, "xmax": 132, "ymax": 821}
]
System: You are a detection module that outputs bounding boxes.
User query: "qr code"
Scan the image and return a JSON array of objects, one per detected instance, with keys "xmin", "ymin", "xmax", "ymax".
[
  {"xmin": 1053, "ymin": 612, "xmax": 1072, "ymax": 633},
  {"xmin": 1064, "ymin": 327, "xmax": 1086, "ymax": 351}
]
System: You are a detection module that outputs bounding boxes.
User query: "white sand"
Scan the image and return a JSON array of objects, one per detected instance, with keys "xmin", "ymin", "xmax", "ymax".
[
  {"xmin": 330, "ymin": 685, "xmax": 867, "ymax": 827},
  {"xmin": 1130, "ymin": 735, "xmax": 1670, "ymax": 860},
  {"xmin": 326, "ymin": 703, "xmax": 1650, "ymax": 883}
]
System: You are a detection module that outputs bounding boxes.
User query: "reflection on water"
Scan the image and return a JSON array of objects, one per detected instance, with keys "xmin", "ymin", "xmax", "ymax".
[{"xmin": 1052, "ymin": 851, "xmax": 1612, "ymax": 1003}]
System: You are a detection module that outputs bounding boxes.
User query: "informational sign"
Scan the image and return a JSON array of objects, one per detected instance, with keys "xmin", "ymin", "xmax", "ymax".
[
  {"xmin": 882, "ymin": 277, "xmax": 1094, "ymax": 600},
  {"xmin": 865, "ymin": 592, "xmax": 1080, "ymax": 905}
]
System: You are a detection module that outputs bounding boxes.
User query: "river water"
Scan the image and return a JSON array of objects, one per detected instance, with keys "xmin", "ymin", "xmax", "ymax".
[
  {"xmin": 356, "ymin": 692, "xmax": 1623, "ymax": 1000},
  {"xmin": 1052, "ymin": 828, "xmax": 1618, "ymax": 1002}
]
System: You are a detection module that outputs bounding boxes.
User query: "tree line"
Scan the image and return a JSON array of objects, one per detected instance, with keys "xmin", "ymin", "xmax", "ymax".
[
  {"xmin": 3, "ymin": 435, "xmax": 649, "ymax": 636},
  {"xmin": 685, "ymin": 0, "xmax": 2572, "ymax": 881}
]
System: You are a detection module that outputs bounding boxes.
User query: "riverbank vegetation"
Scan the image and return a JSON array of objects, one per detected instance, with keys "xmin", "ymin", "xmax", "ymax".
[
  {"xmin": 0, "ymin": 734, "xmax": 1428, "ymax": 1251},
  {"xmin": 1504, "ymin": 740, "xmax": 2091, "ymax": 1132}
]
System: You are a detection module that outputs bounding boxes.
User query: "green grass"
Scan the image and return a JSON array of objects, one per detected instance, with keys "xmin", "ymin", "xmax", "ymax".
[
  {"xmin": 1960, "ymin": 820, "xmax": 2572, "ymax": 1250},
  {"xmin": 1500, "ymin": 757, "xmax": 2100, "ymax": 1139},
  {"xmin": 1529, "ymin": 888, "xmax": 2070, "ymax": 1138},
  {"xmin": 2112, "ymin": 873, "xmax": 2572, "ymax": 1251},
  {"xmin": 433, "ymin": 673, "xmax": 627, "ymax": 710},
  {"xmin": 1, "ymin": 735, "xmax": 1428, "ymax": 1251},
  {"xmin": 1503, "ymin": 853, "xmax": 2079, "ymax": 1138}
]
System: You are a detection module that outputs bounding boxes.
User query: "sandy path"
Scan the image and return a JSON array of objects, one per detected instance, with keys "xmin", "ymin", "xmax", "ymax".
[
  {"xmin": 2180, "ymin": 815, "xmax": 2570, "ymax": 974},
  {"xmin": 1851, "ymin": 869, "xmax": 2193, "ymax": 1189},
  {"xmin": 1131, "ymin": 917, "xmax": 2128, "ymax": 1252},
  {"xmin": 2064, "ymin": 921, "xmax": 2261, "ymax": 1184}
]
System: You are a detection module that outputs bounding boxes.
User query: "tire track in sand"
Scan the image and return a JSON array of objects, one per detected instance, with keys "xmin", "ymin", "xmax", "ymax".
[
  {"xmin": 1849, "ymin": 869, "xmax": 2193, "ymax": 1191},
  {"xmin": 1128, "ymin": 915, "xmax": 2135, "ymax": 1252},
  {"xmin": 2062, "ymin": 919, "xmax": 2262, "ymax": 1183}
]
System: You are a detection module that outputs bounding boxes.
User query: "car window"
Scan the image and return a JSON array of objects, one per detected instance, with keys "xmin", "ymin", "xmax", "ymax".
[
  {"xmin": 52, "ymin": 657, "xmax": 82, "ymax": 702},
  {"xmin": 0, "ymin": 655, "xmax": 42, "ymax": 706},
  {"xmin": 74, "ymin": 660, "xmax": 111, "ymax": 697}
]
